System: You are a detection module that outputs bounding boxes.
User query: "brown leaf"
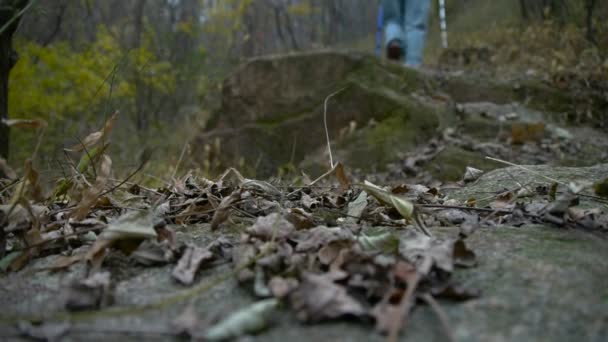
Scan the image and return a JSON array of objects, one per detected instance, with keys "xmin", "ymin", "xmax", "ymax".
[
  {"xmin": 290, "ymin": 272, "xmax": 367, "ymax": 322},
  {"xmin": 510, "ymin": 122, "xmax": 545, "ymax": 144},
  {"xmin": 70, "ymin": 154, "xmax": 112, "ymax": 220},
  {"xmin": 285, "ymin": 208, "xmax": 316, "ymax": 230},
  {"xmin": 453, "ymin": 239, "xmax": 477, "ymax": 268},
  {"xmin": 334, "ymin": 162, "xmax": 351, "ymax": 191},
  {"xmin": 47, "ymin": 253, "xmax": 86, "ymax": 271},
  {"xmin": 293, "ymin": 226, "xmax": 354, "ymax": 252},
  {"xmin": 10, "ymin": 159, "xmax": 44, "ymax": 203},
  {"xmin": 172, "ymin": 244, "xmax": 214, "ymax": 285},
  {"xmin": 431, "ymin": 282, "xmax": 481, "ymax": 301},
  {"xmin": 246, "ymin": 213, "xmax": 295, "ymax": 241},
  {"xmin": 210, "ymin": 189, "xmax": 242, "ymax": 230},
  {"xmin": 269, "ymin": 276, "xmax": 299, "ymax": 298}
]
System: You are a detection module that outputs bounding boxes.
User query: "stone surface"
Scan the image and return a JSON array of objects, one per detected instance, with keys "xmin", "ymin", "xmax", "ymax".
[
  {"xmin": 195, "ymin": 51, "xmax": 607, "ymax": 179},
  {"xmin": 1, "ymin": 164, "xmax": 607, "ymax": 341}
]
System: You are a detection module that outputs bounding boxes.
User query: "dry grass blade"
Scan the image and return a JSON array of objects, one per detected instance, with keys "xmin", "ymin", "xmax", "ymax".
[{"xmin": 309, "ymin": 162, "xmax": 351, "ymax": 190}]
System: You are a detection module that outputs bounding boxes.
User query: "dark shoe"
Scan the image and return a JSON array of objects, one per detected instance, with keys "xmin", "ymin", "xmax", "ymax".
[{"xmin": 386, "ymin": 40, "xmax": 402, "ymax": 61}]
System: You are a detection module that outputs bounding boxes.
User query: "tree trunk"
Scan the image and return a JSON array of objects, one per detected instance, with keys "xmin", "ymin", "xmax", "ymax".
[
  {"xmin": 0, "ymin": 0, "xmax": 30, "ymax": 160},
  {"xmin": 132, "ymin": 0, "xmax": 147, "ymax": 131},
  {"xmin": 585, "ymin": 0, "xmax": 597, "ymax": 44}
]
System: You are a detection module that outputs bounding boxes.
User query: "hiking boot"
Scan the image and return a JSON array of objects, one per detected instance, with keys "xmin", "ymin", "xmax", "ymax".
[{"xmin": 386, "ymin": 40, "xmax": 402, "ymax": 61}]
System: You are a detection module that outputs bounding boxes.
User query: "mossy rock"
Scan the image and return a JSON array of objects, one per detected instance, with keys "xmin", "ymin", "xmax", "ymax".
[
  {"xmin": 198, "ymin": 51, "xmax": 446, "ymax": 176},
  {"xmin": 446, "ymin": 163, "xmax": 608, "ymax": 206}
]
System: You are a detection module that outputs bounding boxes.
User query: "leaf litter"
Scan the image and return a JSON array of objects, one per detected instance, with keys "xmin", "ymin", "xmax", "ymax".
[{"xmin": 1, "ymin": 113, "xmax": 608, "ymax": 341}]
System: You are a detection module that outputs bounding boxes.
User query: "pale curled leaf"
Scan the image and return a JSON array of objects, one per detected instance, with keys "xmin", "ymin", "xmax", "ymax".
[
  {"xmin": 65, "ymin": 111, "xmax": 118, "ymax": 152},
  {"xmin": 205, "ymin": 299, "xmax": 278, "ymax": 341},
  {"xmin": 2, "ymin": 118, "xmax": 48, "ymax": 129},
  {"xmin": 85, "ymin": 211, "xmax": 157, "ymax": 266},
  {"xmin": 346, "ymin": 191, "xmax": 367, "ymax": 223},
  {"xmin": 361, "ymin": 180, "xmax": 414, "ymax": 219}
]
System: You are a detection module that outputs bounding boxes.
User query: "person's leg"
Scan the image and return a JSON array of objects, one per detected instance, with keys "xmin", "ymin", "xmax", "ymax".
[
  {"xmin": 404, "ymin": 0, "xmax": 431, "ymax": 66},
  {"xmin": 383, "ymin": 0, "xmax": 406, "ymax": 60}
]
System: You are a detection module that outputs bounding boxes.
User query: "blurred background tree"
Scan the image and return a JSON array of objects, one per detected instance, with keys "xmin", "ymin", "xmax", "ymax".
[{"xmin": 4, "ymin": 0, "xmax": 606, "ymax": 178}]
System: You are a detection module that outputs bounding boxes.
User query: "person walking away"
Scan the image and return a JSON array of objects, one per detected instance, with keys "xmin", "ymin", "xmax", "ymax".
[{"xmin": 383, "ymin": 0, "xmax": 431, "ymax": 67}]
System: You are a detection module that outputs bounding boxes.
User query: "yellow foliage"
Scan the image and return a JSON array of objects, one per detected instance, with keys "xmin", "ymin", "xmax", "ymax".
[{"xmin": 8, "ymin": 27, "xmax": 177, "ymax": 164}]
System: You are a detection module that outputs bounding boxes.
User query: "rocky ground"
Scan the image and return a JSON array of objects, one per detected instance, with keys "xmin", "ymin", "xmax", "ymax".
[{"xmin": 1, "ymin": 51, "xmax": 607, "ymax": 341}]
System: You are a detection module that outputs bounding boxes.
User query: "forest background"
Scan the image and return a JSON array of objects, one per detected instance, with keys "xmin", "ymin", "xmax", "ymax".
[{"xmin": 3, "ymin": 0, "xmax": 607, "ymax": 182}]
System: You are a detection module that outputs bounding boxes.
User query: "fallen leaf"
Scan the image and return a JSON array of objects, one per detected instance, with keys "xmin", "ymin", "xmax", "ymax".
[
  {"xmin": 65, "ymin": 111, "xmax": 118, "ymax": 152},
  {"xmin": 594, "ymin": 177, "xmax": 608, "ymax": 198},
  {"xmin": 361, "ymin": 181, "xmax": 414, "ymax": 219},
  {"xmin": 210, "ymin": 189, "xmax": 242, "ymax": 230},
  {"xmin": 172, "ymin": 244, "xmax": 214, "ymax": 285},
  {"xmin": 285, "ymin": 208, "xmax": 315, "ymax": 230},
  {"xmin": 70, "ymin": 154, "xmax": 112, "ymax": 221},
  {"xmin": 510, "ymin": 122, "xmax": 545, "ymax": 144},
  {"xmin": 131, "ymin": 241, "xmax": 173, "ymax": 266},
  {"xmin": 17, "ymin": 321, "xmax": 70, "ymax": 341},
  {"xmin": 246, "ymin": 213, "xmax": 295, "ymax": 241},
  {"xmin": 205, "ymin": 299, "xmax": 278, "ymax": 341},
  {"xmin": 47, "ymin": 254, "xmax": 86, "ymax": 271},
  {"xmin": 290, "ymin": 272, "xmax": 367, "ymax": 322},
  {"xmin": 346, "ymin": 191, "xmax": 367, "ymax": 223},
  {"xmin": 334, "ymin": 162, "xmax": 351, "ymax": 191},
  {"xmin": 86, "ymin": 211, "xmax": 157, "ymax": 269},
  {"xmin": 463, "ymin": 167, "xmax": 484, "ymax": 183},
  {"xmin": 452, "ymin": 239, "xmax": 477, "ymax": 268},
  {"xmin": 2, "ymin": 118, "xmax": 48, "ymax": 129},
  {"xmin": 0, "ymin": 157, "xmax": 16, "ymax": 179},
  {"xmin": 293, "ymin": 226, "xmax": 354, "ymax": 252},
  {"xmin": 269, "ymin": 276, "xmax": 299, "ymax": 298},
  {"xmin": 357, "ymin": 231, "xmax": 400, "ymax": 254}
]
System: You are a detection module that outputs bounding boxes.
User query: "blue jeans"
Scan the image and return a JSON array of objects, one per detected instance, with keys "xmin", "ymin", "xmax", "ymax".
[{"xmin": 383, "ymin": 0, "xmax": 431, "ymax": 66}]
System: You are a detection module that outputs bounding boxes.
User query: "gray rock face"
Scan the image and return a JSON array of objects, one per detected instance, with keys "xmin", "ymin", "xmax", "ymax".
[{"xmin": 1, "ymin": 164, "xmax": 607, "ymax": 341}]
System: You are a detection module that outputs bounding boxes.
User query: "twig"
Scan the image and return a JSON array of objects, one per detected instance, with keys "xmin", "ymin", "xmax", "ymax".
[
  {"xmin": 485, "ymin": 156, "xmax": 566, "ymax": 186},
  {"xmin": 98, "ymin": 159, "xmax": 148, "ymax": 198},
  {"xmin": 388, "ymin": 257, "xmax": 428, "ymax": 342},
  {"xmin": 171, "ymin": 142, "xmax": 189, "ymax": 180},
  {"xmin": 419, "ymin": 204, "xmax": 513, "ymax": 214},
  {"xmin": 323, "ymin": 86, "xmax": 348, "ymax": 169},
  {"xmin": 0, "ymin": 0, "xmax": 37, "ymax": 36},
  {"xmin": 420, "ymin": 293, "xmax": 456, "ymax": 342},
  {"xmin": 309, "ymin": 163, "xmax": 339, "ymax": 186}
]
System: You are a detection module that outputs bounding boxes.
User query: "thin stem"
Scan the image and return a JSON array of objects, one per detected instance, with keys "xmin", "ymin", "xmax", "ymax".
[{"xmin": 323, "ymin": 87, "xmax": 348, "ymax": 169}]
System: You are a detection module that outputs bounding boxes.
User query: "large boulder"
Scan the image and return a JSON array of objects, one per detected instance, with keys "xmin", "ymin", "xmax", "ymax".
[{"xmin": 196, "ymin": 51, "xmax": 446, "ymax": 177}]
